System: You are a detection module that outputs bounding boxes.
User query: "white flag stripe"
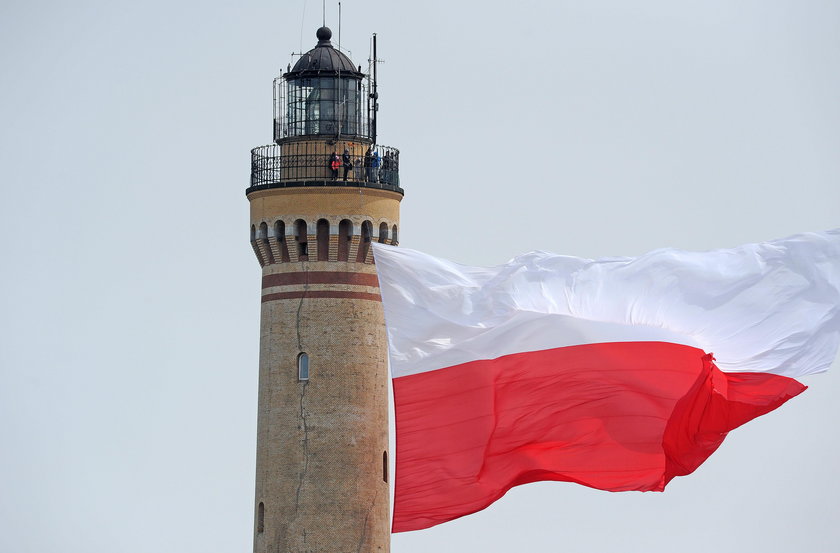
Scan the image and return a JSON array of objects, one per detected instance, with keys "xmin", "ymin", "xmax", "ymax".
[{"xmin": 373, "ymin": 230, "xmax": 840, "ymax": 379}]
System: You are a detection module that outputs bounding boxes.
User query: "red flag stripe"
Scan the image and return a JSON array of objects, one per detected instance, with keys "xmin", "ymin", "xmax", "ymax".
[{"xmin": 392, "ymin": 341, "xmax": 805, "ymax": 533}]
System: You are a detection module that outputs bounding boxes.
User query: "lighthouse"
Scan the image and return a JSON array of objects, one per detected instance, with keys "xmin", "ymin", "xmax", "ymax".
[{"xmin": 246, "ymin": 27, "xmax": 401, "ymax": 553}]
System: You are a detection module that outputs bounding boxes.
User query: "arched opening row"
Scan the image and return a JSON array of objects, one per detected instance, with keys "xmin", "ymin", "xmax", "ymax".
[{"xmin": 250, "ymin": 220, "xmax": 398, "ymax": 266}]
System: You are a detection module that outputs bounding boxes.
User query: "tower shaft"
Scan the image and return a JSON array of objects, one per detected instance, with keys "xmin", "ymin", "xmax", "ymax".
[{"xmin": 249, "ymin": 188, "xmax": 399, "ymax": 552}]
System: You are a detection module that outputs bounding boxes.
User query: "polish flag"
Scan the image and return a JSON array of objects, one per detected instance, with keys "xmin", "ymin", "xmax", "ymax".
[{"xmin": 371, "ymin": 231, "xmax": 840, "ymax": 533}]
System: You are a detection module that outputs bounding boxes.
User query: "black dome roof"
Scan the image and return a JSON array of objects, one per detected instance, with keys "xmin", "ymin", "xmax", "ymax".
[{"xmin": 288, "ymin": 27, "xmax": 361, "ymax": 76}]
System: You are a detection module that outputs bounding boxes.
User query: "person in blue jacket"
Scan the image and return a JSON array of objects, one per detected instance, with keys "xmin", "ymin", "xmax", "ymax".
[{"xmin": 371, "ymin": 150, "xmax": 381, "ymax": 182}]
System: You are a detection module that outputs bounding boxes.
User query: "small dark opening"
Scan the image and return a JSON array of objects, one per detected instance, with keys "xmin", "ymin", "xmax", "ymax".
[
  {"xmin": 259, "ymin": 222, "xmax": 275, "ymax": 264},
  {"xmin": 295, "ymin": 219, "xmax": 308, "ymax": 261},
  {"xmin": 357, "ymin": 220, "xmax": 372, "ymax": 262},
  {"xmin": 317, "ymin": 219, "xmax": 329, "ymax": 261},
  {"xmin": 338, "ymin": 219, "xmax": 352, "ymax": 261},
  {"xmin": 257, "ymin": 502, "xmax": 265, "ymax": 533},
  {"xmin": 275, "ymin": 220, "xmax": 290, "ymax": 262},
  {"xmin": 383, "ymin": 451, "xmax": 388, "ymax": 483}
]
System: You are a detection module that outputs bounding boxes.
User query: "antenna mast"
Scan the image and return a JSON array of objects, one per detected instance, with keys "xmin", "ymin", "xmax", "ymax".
[{"xmin": 372, "ymin": 33, "xmax": 378, "ymax": 145}]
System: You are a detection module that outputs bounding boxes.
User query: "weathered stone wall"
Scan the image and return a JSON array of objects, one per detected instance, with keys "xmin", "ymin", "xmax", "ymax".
[{"xmin": 248, "ymin": 186, "xmax": 401, "ymax": 553}]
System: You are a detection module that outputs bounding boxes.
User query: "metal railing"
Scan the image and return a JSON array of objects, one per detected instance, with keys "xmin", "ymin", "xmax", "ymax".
[{"xmin": 249, "ymin": 143, "xmax": 401, "ymax": 193}]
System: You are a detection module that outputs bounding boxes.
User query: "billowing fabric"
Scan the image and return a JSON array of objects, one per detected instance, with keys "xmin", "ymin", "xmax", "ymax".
[
  {"xmin": 391, "ymin": 342, "xmax": 804, "ymax": 532},
  {"xmin": 372, "ymin": 231, "xmax": 840, "ymax": 533},
  {"xmin": 374, "ymin": 230, "xmax": 840, "ymax": 379}
]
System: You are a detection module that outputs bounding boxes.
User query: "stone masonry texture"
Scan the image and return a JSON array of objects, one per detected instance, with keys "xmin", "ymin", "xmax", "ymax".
[{"xmin": 248, "ymin": 186, "xmax": 402, "ymax": 553}]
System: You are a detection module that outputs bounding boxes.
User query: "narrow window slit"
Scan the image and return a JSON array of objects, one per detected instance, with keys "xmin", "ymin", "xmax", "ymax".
[{"xmin": 298, "ymin": 352, "xmax": 309, "ymax": 381}]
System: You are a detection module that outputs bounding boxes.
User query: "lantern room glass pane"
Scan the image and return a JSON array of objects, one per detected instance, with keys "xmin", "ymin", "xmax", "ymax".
[{"xmin": 283, "ymin": 76, "xmax": 367, "ymax": 138}]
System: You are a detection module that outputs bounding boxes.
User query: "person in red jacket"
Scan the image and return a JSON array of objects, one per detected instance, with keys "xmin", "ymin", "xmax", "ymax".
[{"xmin": 329, "ymin": 151, "xmax": 341, "ymax": 179}]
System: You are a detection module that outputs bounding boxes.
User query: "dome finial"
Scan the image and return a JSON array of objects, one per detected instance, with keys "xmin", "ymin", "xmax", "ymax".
[{"xmin": 316, "ymin": 27, "xmax": 332, "ymax": 44}]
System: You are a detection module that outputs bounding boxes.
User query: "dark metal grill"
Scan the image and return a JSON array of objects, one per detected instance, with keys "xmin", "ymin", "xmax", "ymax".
[
  {"xmin": 274, "ymin": 75, "xmax": 373, "ymax": 142},
  {"xmin": 249, "ymin": 143, "xmax": 401, "ymax": 193}
]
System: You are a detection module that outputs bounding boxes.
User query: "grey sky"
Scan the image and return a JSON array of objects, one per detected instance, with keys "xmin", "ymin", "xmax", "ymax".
[{"xmin": 1, "ymin": 1, "xmax": 838, "ymax": 552}]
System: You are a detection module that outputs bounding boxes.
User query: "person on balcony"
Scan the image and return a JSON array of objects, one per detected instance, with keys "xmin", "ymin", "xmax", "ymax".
[
  {"xmin": 382, "ymin": 151, "xmax": 392, "ymax": 184},
  {"xmin": 355, "ymin": 154, "xmax": 364, "ymax": 181},
  {"xmin": 364, "ymin": 147, "xmax": 374, "ymax": 182},
  {"xmin": 371, "ymin": 149, "xmax": 381, "ymax": 182},
  {"xmin": 342, "ymin": 149, "xmax": 352, "ymax": 181},
  {"xmin": 329, "ymin": 151, "xmax": 341, "ymax": 179}
]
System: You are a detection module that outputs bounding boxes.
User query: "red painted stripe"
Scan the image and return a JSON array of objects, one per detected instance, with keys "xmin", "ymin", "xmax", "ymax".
[
  {"xmin": 261, "ymin": 290, "xmax": 382, "ymax": 303},
  {"xmin": 262, "ymin": 271, "xmax": 380, "ymax": 289},
  {"xmin": 391, "ymin": 341, "xmax": 805, "ymax": 533}
]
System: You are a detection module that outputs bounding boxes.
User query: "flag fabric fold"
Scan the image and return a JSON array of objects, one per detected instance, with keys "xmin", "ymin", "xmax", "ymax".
[{"xmin": 372, "ymin": 230, "xmax": 840, "ymax": 533}]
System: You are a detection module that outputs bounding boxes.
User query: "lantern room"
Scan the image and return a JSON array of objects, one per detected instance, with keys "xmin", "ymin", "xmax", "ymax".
[
  {"xmin": 250, "ymin": 26, "xmax": 400, "ymax": 194},
  {"xmin": 273, "ymin": 27, "xmax": 372, "ymax": 142}
]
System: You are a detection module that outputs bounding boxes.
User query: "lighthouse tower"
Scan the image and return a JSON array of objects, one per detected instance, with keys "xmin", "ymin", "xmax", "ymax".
[{"xmin": 246, "ymin": 27, "xmax": 401, "ymax": 553}]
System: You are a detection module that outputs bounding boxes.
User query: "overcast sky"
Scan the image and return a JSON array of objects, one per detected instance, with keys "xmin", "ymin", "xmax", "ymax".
[{"xmin": 1, "ymin": 1, "xmax": 838, "ymax": 552}]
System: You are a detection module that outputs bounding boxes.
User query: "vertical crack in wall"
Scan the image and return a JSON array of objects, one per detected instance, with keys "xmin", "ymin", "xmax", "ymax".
[
  {"xmin": 293, "ymin": 268, "xmax": 310, "ymax": 533},
  {"xmin": 295, "ymin": 378, "xmax": 309, "ymax": 513}
]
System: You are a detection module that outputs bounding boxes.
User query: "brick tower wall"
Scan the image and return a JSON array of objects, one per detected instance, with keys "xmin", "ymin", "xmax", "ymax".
[{"xmin": 247, "ymin": 187, "xmax": 401, "ymax": 553}]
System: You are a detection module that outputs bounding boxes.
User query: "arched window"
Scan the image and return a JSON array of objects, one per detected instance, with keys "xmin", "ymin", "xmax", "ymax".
[
  {"xmin": 251, "ymin": 224, "xmax": 265, "ymax": 265},
  {"xmin": 391, "ymin": 224, "xmax": 398, "ymax": 246},
  {"xmin": 259, "ymin": 222, "xmax": 275, "ymax": 264},
  {"xmin": 297, "ymin": 352, "xmax": 309, "ymax": 381},
  {"xmin": 338, "ymin": 219, "xmax": 352, "ymax": 261},
  {"xmin": 378, "ymin": 222, "xmax": 388, "ymax": 244},
  {"xmin": 275, "ymin": 220, "xmax": 290, "ymax": 262},
  {"xmin": 383, "ymin": 451, "xmax": 388, "ymax": 483},
  {"xmin": 356, "ymin": 220, "xmax": 372, "ymax": 263},
  {"xmin": 295, "ymin": 219, "xmax": 308, "ymax": 261},
  {"xmin": 257, "ymin": 502, "xmax": 265, "ymax": 533},
  {"xmin": 317, "ymin": 219, "xmax": 330, "ymax": 261}
]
